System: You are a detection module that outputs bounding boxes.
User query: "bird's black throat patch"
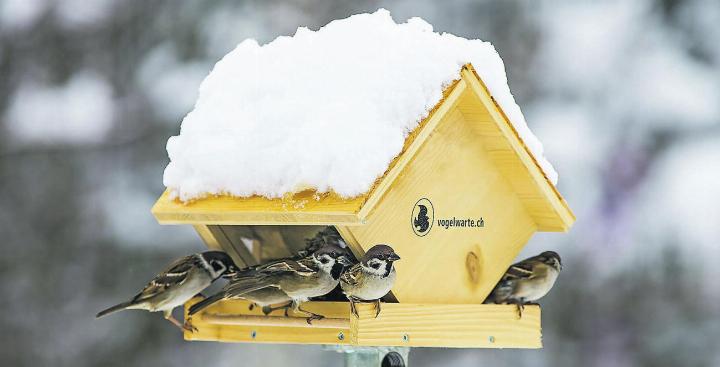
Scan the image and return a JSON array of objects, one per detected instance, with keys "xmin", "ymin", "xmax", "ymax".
[
  {"xmin": 383, "ymin": 262, "xmax": 393, "ymax": 278},
  {"xmin": 330, "ymin": 263, "xmax": 344, "ymax": 280}
]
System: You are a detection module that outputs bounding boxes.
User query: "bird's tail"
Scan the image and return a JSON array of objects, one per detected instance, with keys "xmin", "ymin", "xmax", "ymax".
[
  {"xmin": 188, "ymin": 292, "xmax": 225, "ymax": 316},
  {"xmin": 96, "ymin": 300, "xmax": 135, "ymax": 318}
]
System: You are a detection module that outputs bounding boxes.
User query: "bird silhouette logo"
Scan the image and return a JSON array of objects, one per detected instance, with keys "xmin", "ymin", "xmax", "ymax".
[
  {"xmin": 411, "ymin": 198, "xmax": 434, "ymax": 237},
  {"xmin": 414, "ymin": 205, "xmax": 430, "ymax": 232}
]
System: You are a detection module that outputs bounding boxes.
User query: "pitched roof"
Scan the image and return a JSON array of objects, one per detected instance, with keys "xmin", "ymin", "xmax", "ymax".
[
  {"xmin": 153, "ymin": 66, "xmax": 574, "ymax": 232},
  {"xmin": 163, "ymin": 10, "xmax": 558, "ymax": 202}
]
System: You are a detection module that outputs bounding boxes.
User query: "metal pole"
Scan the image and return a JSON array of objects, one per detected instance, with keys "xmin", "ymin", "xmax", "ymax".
[{"xmin": 326, "ymin": 345, "xmax": 410, "ymax": 367}]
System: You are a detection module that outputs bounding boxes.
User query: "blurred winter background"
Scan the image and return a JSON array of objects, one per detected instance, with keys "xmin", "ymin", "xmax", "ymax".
[{"xmin": 1, "ymin": 0, "xmax": 718, "ymax": 366}]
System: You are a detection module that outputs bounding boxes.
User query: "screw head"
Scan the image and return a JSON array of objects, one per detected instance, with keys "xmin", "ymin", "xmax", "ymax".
[
  {"xmin": 488, "ymin": 336, "xmax": 495, "ymax": 343},
  {"xmin": 402, "ymin": 334, "xmax": 409, "ymax": 342},
  {"xmin": 250, "ymin": 330, "xmax": 257, "ymax": 339},
  {"xmin": 337, "ymin": 331, "xmax": 345, "ymax": 341}
]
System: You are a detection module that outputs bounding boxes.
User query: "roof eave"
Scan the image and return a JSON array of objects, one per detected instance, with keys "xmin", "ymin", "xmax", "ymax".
[
  {"xmin": 151, "ymin": 189, "xmax": 366, "ymax": 226},
  {"xmin": 460, "ymin": 64, "xmax": 575, "ymax": 232}
]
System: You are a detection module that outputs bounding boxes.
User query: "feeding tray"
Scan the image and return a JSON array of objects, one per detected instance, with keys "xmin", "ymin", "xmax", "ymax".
[
  {"xmin": 153, "ymin": 66, "xmax": 574, "ymax": 348},
  {"xmin": 185, "ymin": 298, "xmax": 541, "ymax": 348}
]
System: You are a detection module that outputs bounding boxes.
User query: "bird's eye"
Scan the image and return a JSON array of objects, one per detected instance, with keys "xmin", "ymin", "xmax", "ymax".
[
  {"xmin": 320, "ymin": 257, "xmax": 330, "ymax": 264},
  {"xmin": 371, "ymin": 262, "xmax": 381, "ymax": 269},
  {"xmin": 211, "ymin": 261, "xmax": 225, "ymax": 272}
]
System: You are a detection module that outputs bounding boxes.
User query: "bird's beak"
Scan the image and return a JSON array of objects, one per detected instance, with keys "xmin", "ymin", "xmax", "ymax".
[
  {"xmin": 338, "ymin": 256, "xmax": 354, "ymax": 266},
  {"xmin": 388, "ymin": 252, "xmax": 401, "ymax": 261},
  {"xmin": 222, "ymin": 270, "xmax": 237, "ymax": 279}
]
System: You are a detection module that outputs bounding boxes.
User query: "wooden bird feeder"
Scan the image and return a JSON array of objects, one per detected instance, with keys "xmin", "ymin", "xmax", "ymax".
[{"xmin": 152, "ymin": 65, "xmax": 574, "ymax": 349}]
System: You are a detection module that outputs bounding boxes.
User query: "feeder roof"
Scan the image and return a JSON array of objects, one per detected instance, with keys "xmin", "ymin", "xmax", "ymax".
[
  {"xmin": 162, "ymin": 9, "xmax": 558, "ymax": 203},
  {"xmin": 154, "ymin": 65, "xmax": 574, "ymax": 231}
]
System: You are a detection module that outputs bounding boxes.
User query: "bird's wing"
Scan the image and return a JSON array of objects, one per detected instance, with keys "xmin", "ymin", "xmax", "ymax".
[
  {"xmin": 340, "ymin": 264, "xmax": 362, "ymax": 287},
  {"xmin": 257, "ymin": 257, "xmax": 317, "ymax": 277},
  {"xmin": 216, "ymin": 257, "xmax": 321, "ymax": 298},
  {"xmin": 222, "ymin": 271, "xmax": 278, "ymax": 297},
  {"xmin": 484, "ymin": 260, "xmax": 534, "ymax": 303},
  {"xmin": 220, "ymin": 258, "xmax": 315, "ymax": 297},
  {"xmin": 133, "ymin": 255, "xmax": 197, "ymax": 302},
  {"xmin": 502, "ymin": 261, "xmax": 536, "ymax": 281}
]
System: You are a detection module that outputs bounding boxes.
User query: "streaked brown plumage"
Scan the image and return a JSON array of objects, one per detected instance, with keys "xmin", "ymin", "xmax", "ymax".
[
  {"xmin": 189, "ymin": 244, "xmax": 353, "ymax": 323},
  {"xmin": 96, "ymin": 251, "xmax": 238, "ymax": 331},
  {"xmin": 484, "ymin": 251, "xmax": 562, "ymax": 318},
  {"xmin": 340, "ymin": 244, "xmax": 400, "ymax": 318}
]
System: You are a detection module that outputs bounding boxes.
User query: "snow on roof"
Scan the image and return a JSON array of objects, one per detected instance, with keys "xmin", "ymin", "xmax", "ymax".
[{"xmin": 163, "ymin": 9, "xmax": 558, "ymax": 201}]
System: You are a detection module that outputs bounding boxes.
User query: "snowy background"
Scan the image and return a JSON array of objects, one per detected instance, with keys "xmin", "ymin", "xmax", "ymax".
[{"xmin": 1, "ymin": 1, "xmax": 719, "ymax": 366}]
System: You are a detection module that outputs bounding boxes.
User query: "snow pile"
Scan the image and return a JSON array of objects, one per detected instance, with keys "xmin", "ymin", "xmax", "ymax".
[{"xmin": 164, "ymin": 9, "xmax": 557, "ymax": 201}]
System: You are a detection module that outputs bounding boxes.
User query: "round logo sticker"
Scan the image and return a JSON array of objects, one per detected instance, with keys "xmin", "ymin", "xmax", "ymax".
[{"xmin": 411, "ymin": 198, "xmax": 434, "ymax": 237}]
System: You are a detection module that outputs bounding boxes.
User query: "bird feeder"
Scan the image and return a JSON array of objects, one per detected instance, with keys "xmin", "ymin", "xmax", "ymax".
[{"xmin": 152, "ymin": 65, "xmax": 574, "ymax": 349}]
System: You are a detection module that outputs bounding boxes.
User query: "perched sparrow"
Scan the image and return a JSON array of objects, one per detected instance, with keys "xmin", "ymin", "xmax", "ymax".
[
  {"xmin": 189, "ymin": 244, "xmax": 353, "ymax": 323},
  {"xmin": 96, "ymin": 251, "xmax": 238, "ymax": 331},
  {"xmin": 340, "ymin": 244, "xmax": 400, "ymax": 318},
  {"xmin": 242, "ymin": 287, "xmax": 294, "ymax": 315},
  {"xmin": 188, "ymin": 267, "xmax": 294, "ymax": 316},
  {"xmin": 484, "ymin": 251, "xmax": 562, "ymax": 318}
]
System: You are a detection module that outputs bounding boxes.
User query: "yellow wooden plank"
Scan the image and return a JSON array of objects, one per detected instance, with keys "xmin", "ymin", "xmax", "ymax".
[
  {"xmin": 192, "ymin": 225, "xmax": 222, "ymax": 251},
  {"xmin": 460, "ymin": 65, "xmax": 575, "ymax": 231},
  {"xmin": 348, "ymin": 107, "xmax": 538, "ymax": 304},
  {"xmin": 353, "ymin": 303, "xmax": 541, "ymax": 348},
  {"xmin": 184, "ymin": 298, "xmax": 351, "ymax": 345},
  {"xmin": 185, "ymin": 324, "xmax": 349, "ymax": 345},
  {"xmin": 335, "ymin": 225, "xmax": 364, "ymax": 259},
  {"xmin": 192, "ymin": 224, "xmax": 253, "ymax": 267},
  {"xmin": 152, "ymin": 189, "xmax": 365, "ymax": 225},
  {"xmin": 206, "ymin": 225, "xmax": 258, "ymax": 267},
  {"xmin": 252, "ymin": 226, "xmax": 293, "ymax": 261},
  {"xmin": 202, "ymin": 313, "xmax": 349, "ymax": 329},
  {"xmin": 184, "ymin": 299, "xmax": 541, "ymax": 348}
]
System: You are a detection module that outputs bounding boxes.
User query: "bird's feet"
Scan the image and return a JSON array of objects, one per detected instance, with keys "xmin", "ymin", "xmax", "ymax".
[
  {"xmin": 349, "ymin": 299, "xmax": 359, "ymax": 318},
  {"xmin": 305, "ymin": 313, "xmax": 325, "ymax": 325},
  {"xmin": 166, "ymin": 313, "xmax": 196, "ymax": 332},
  {"xmin": 290, "ymin": 301, "xmax": 327, "ymax": 324},
  {"xmin": 183, "ymin": 319, "xmax": 198, "ymax": 333},
  {"xmin": 515, "ymin": 302, "xmax": 525, "ymax": 319},
  {"xmin": 373, "ymin": 299, "xmax": 382, "ymax": 318}
]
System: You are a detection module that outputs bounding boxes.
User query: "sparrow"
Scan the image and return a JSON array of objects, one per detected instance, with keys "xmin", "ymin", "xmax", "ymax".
[
  {"xmin": 340, "ymin": 244, "xmax": 400, "ymax": 318},
  {"xmin": 484, "ymin": 251, "xmax": 562, "ymax": 318},
  {"xmin": 188, "ymin": 266, "xmax": 294, "ymax": 317},
  {"xmin": 296, "ymin": 226, "xmax": 347, "ymax": 259},
  {"xmin": 189, "ymin": 244, "xmax": 353, "ymax": 323},
  {"xmin": 96, "ymin": 251, "xmax": 238, "ymax": 331}
]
